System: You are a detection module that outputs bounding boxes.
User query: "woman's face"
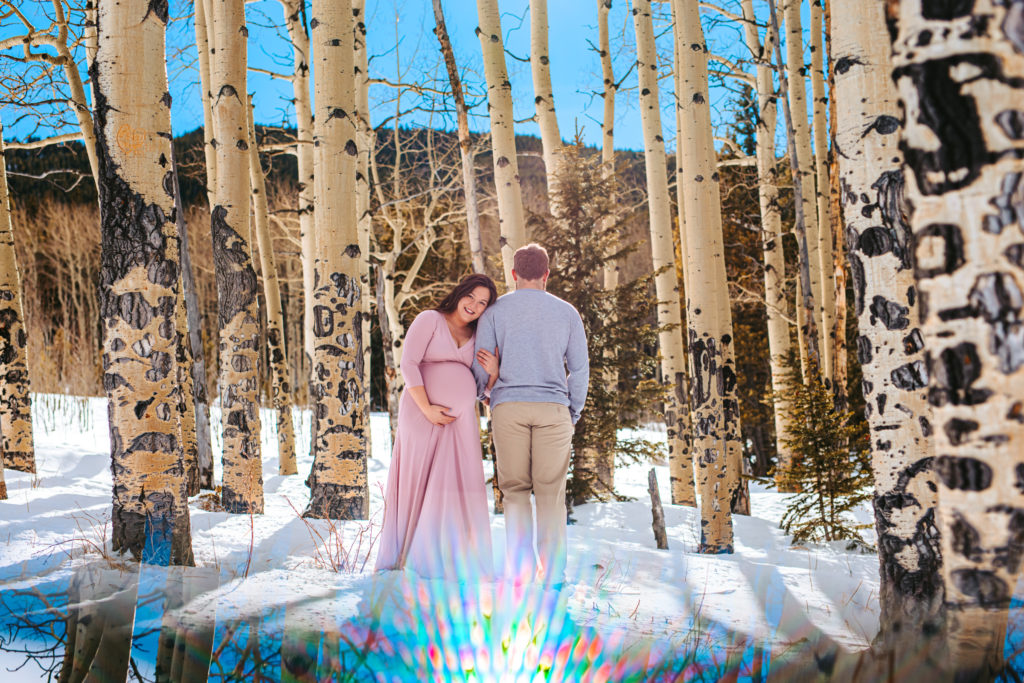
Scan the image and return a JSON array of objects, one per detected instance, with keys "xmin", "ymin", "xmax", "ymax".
[{"xmin": 454, "ymin": 286, "xmax": 491, "ymax": 324}]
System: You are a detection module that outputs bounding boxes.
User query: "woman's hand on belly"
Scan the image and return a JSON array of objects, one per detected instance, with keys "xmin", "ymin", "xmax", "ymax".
[{"xmin": 422, "ymin": 404, "xmax": 456, "ymax": 426}]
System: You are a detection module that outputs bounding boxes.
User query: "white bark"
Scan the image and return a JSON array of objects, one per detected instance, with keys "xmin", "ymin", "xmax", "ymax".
[
  {"xmin": 278, "ymin": 0, "xmax": 316, "ymax": 381},
  {"xmin": 304, "ymin": 0, "xmax": 368, "ymax": 520},
  {"xmin": 210, "ymin": 0, "xmax": 264, "ymax": 514},
  {"xmin": 195, "ymin": 0, "xmax": 217, "ymax": 205},
  {"xmin": 354, "ymin": 0, "xmax": 372, "ymax": 418},
  {"xmin": 784, "ymin": 0, "xmax": 823, "ymax": 368},
  {"xmin": 739, "ymin": 0, "xmax": 797, "ymax": 488},
  {"xmin": 246, "ymin": 96, "xmax": 297, "ymax": 476},
  {"xmin": 673, "ymin": 0, "xmax": 737, "ymax": 551},
  {"xmin": 93, "ymin": 0, "xmax": 192, "ymax": 563},
  {"xmin": 810, "ymin": 0, "xmax": 835, "ymax": 383},
  {"xmin": 0, "ymin": 125, "xmax": 35, "ymax": 474},
  {"xmin": 632, "ymin": 0, "xmax": 695, "ymax": 506},
  {"xmin": 529, "ymin": 0, "xmax": 562, "ymax": 189},
  {"xmin": 475, "ymin": 0, "xmax": 527, "ymax": 288},
  {"xmin": 834, "ymin": 0, "xmax": 941, "ymax": 639},
  {"xmin": 890, "ymin": 1, "xmax": 1024, "ymax": 672}
]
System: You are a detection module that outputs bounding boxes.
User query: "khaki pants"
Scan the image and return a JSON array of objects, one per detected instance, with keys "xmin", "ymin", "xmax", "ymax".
[{"xmin": 492, "ymin": 401, "xmax": 574, "ymax": 585}]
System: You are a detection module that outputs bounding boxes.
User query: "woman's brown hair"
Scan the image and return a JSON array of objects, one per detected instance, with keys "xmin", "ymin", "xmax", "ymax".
[{"xmin": 434, "ymin": 274, "xmax": 499, "ymax": 330}]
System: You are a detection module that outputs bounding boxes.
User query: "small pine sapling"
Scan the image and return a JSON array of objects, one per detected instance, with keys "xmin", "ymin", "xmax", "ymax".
[{"xmin": 775, "ymin": 357, "xmax": 873, "ymax": 548}]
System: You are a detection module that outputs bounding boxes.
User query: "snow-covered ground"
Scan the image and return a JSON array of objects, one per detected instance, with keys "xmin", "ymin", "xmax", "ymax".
[{"xmin": 0, "ymin": 395, "xmax": 882, "ymax": 679}]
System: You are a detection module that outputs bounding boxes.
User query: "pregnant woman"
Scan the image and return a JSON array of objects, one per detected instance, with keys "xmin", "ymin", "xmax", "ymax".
[{"xmin": 375, "ymin": 274, "xmax": 500, "ymax": 580}]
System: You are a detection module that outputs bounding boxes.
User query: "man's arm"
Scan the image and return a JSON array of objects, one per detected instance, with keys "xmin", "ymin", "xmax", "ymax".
[
  {"xmin": 566, "ymin": 310, "xmax": 590, "ymax": 424},
  {"xmin": 472, "ymin": 309, "xmax": 497, "ymax": 398}
]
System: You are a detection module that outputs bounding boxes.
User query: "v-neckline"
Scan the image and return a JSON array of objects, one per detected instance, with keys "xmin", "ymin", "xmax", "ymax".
[{"xmin": 441, "ymin": 312, "xmax": 472, "ymax": 350}]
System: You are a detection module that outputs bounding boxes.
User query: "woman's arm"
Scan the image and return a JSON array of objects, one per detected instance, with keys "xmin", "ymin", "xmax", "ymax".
[
  {"xmin": 400, "ymin": 312, "xmax": 455, "ymax": 426},
  {"xmin": 476, "ymin": 346, "xmax": 500, "ymax": 394}
]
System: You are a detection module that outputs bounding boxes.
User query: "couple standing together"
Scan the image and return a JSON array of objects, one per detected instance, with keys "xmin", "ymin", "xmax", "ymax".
[{"xmin": 374, "ymin": 244, "xmax": 590, "ymax": 589}]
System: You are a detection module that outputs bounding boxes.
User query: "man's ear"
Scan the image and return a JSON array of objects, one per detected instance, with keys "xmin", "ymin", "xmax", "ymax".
[{"xmin": 511, "ymin": 269, "xmax": 519, "ymax": 281}]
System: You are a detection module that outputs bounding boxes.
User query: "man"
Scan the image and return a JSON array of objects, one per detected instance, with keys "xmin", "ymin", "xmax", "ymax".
[{"xmin": 473, "ymin": 243, "xmax": 589, "ymax": 589}]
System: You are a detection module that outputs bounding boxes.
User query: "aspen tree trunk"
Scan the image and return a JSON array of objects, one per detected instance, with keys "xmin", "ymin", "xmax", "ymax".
[
  {"xmin": 674, "ymin": 0, "xmax": 737, "ymax": 549},
  {"xmin": 739, "ymin": 0, "xmax": 795, "ymax": 490},
  {"xmin": 433, "ymin": 0, "xmax": 486, "ymax": 274},
  {"xmin": 784, "ymin": 0, "xmax": 823, "ymax": 368},
  {"xmin": 476, "ymin": 0, "xmax": 528, "ymax": 288},
  {"xmin": 92, "ymin": 0, "xmax": 193, "ymax": 564},
  {"xmin": 194, "ymin": 0, "xmax": 217, "ymax": 207},
  {"xmin": 889, "ymin": 1, "xmax": 1024, "ymax": 673},
  {"xmin": 246, "ymin": 97, "xmax": 297, "ymax": 476},
  {"xmin": 670, "ymin": 4, "xmax": 697, "ymax": 512},
  {"xmin": 354, "ymin": 0, "xmax": 373, "ymax": 418},
  {"xmin": 632, "ymin": 0, "xmax": 695, "ymax": 507},
  {"xmin": 174, "ymin": 276, "xmax": 200, "ymax": 497},
  {"xmin": 210, "ymin": 0, "xmax": 264, "ymax": 514},
  {"xmin": 0, "ymin": 457, "xmax": 5, "ymax": 499},
  {"xmin": 597, "ymin": 0, "xmax": 616, "ymax": 495},
  {"xmin": 809, "ymin": 0, "xmax": 835, "ymax": 384},
  {"xmin": 304, "ymin": 0, "xmax": 368, "ymax": 520},
  {"xmin": 171, "ymin": 150, "xmax": 213, "ymax": 490},
  {"xmin": 0, "ymin": 126, "xmax": 35, "ymax": 474},
  {"xmin": 825, "ymin": 0, "xmax": 848, "ymax": 410},
  {"xmin": 278, "ymin": 0, "xmax": 315, "ymax": 389},
  {"xmin": 529, "ymin": 0, "xmax": 562, "ymax": 190},
  {"xmin": 834, "ymin": 0, "xmax": 941, "ymax": 642},
  {"xmin": 768, "ymin": 0, "xmax": 820, "ymax": 368}
]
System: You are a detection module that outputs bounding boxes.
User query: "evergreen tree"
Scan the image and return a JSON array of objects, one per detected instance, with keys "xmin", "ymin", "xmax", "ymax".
[
  {"xmin": 775, "ymin": 356, "xmax": 872, "ymax": 546},
  {"xmin": 531, "ymin": 143, "xmax": 666, "ymax": 504}
]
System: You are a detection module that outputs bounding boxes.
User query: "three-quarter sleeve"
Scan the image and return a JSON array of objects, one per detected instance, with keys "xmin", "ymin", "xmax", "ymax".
[{"xmin": 400, "ymin": 311, "xmax": 436, "ymax": 388}]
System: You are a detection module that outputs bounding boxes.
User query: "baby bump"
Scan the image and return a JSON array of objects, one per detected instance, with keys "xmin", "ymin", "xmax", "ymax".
[{"xmin": 421, "ymin": 361, "xmax": 476, "ymax": 417}]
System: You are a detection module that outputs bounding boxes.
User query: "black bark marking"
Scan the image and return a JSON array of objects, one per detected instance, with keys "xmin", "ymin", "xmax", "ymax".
[
  {"xmin": 849, "ymin": 253, "xmax": 867, "ymax": 316},
  {"xmin": 870, "ymin": 295, "xmax": 910, "ymax": 330},
  {"xmin": 914, "ymin": 223, "xmax": 965, "ymax": 278},
  {"xmin": 856, "ymin": 335, "xmax": 873, "ymax": 365},
  {"xmin": 996, "ymin": 110, "xmax": 1024, "ymax": 140},
  {"xmin": 928, "ymin": 343, "xmax": 992, "ymax": 406},
  {"xmin": 921, "ymin": 1, "xmax": 975, "ymax": 20},
  {"xmin": 1016, "ymin": 464, "xmax": 1024, "ymax": 493},
  {"xmin": 933, "ymin": 455, "xmax": 992, "ymax": 491},
  {"xmin": 210, "ymin": 205, "xmax": 259, "ymax": 327},
  {"xmin": 892, "ymin": 54, "xmax": 1024, "ymax": 195},
  {"xmin": 144, "ymin": 0, "xmax": 169, "ymax": 24},
  {"xmin": 891, "ymin": 360, "xmax": 928, "ymax": 390},
  {"xmin": 872, "ymin": 170, "xmax": 913, "ymax": 270},
  {"xmin": 983, "ymin": 172, "xmax": 1024, "ymax": 234},
  {"xmin": 858, "ymin": 226, "xmax": 894, "ymax": 257},
  {"xmin": 865, "ymin": 115, "xmax": 901, "ymax": 136},
  {"xmin": 968, "ymin": 271, "xmax": 1024, "ymax": 373},
  {"xmin": 1007, "ymin": 244, "xmax": 1024, "ymax": 268},
  {"xmin": 1009, "ymin": 401, "xmax": 1024, "ymax": 422},
  {"xmin": 1000, "ymin": 0, "xmax": 1024, "ymax": 54},
  {"xmin": 950, "ymin": 510, "xmax": 984, "ymax": 562},
  {"xmin": 943, "ymin": 417, "xmax": 980, "ymax": 445},
  {"xmin": 834, "ymin": 55, "xmax": 864, "ymax": 75},
  {"xmin": 951, "ymin": 569, "xmax": 1009, "ymax": 607},
  {"xmin": 904, "ymin": 329, "xmax": 925, "ymax": 354}
]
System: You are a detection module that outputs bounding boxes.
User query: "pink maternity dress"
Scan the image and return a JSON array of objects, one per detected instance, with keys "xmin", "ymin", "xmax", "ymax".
[{"xmin": 375, "ymin": 310, "xmax": 494, "ymax": 580}]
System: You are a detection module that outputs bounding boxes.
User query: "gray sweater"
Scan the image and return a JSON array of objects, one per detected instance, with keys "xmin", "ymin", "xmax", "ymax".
[{"xmin": 472, "ymin": 289, "xmax": 590, "ymax": 423}]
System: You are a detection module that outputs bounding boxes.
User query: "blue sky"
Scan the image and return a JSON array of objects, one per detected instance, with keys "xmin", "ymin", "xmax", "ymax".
[{"xmin": 2, "ymin": 0, "xmax": 815, "ymax": 154}]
